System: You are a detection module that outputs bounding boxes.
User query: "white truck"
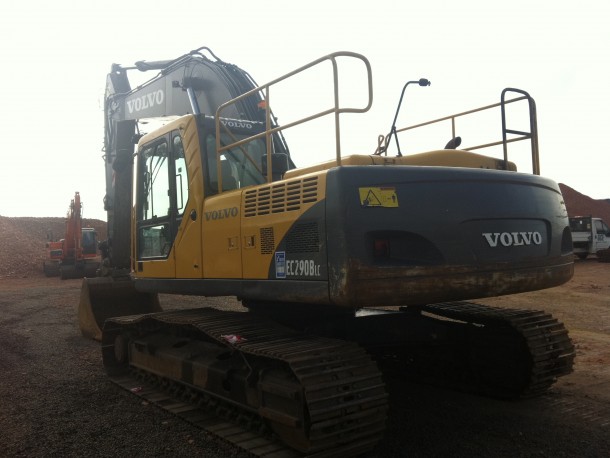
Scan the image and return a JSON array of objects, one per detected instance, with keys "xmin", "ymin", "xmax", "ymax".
[{"xmin": 569, "ymin": 216, "xmax": 610, "ymax": 260}]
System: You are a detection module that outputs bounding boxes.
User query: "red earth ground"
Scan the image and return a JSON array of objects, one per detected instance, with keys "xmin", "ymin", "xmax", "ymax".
[{"xmin": 0, "ymin": 184, "xmax": 609, "ymax": 456}]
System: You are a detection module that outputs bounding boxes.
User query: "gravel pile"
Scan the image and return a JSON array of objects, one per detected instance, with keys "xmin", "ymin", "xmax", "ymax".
[{"xmin": 0, "ymin": 216, "xmax": 106, "ymax": 279}]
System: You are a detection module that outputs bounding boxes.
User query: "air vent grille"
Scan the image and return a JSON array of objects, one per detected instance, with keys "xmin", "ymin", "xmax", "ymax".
[
  {"xmin": 244, "ymin": 176, "xmax": 318, "ymax": 217},
  {"xmin": 260, "ymin": 227, "xmax": 275, "ymax": 255},
  {"xmin": 286, "ymin": 222, "xmax": 320, "ymax": 253}
]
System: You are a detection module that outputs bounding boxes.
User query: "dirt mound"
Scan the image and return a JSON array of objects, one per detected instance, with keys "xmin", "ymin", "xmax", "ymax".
[
  {"xmin": 560, "ymin": 183, "xmax": 610, "ymax": 222},
  {"xmin": 0, "ymin": 216, "xmax": 106, "ymax": 278}
]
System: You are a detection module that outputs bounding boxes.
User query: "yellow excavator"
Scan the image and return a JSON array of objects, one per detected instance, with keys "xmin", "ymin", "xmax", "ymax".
[{"xmin": 78, "ymin": 48, "xmax": 575, "ymax": 456}]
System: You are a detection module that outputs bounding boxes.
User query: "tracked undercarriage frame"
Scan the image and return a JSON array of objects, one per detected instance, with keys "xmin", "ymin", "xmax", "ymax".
[
  {"xmin": 103, "ymin": 308, "xmax": 389, "ymax": 456},
  {"xmin": 101, "ymin": 301, "xmax": 574, "ymax": 456}
]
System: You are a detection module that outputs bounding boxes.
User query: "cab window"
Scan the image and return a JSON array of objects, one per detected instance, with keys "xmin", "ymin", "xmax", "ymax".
[
  {"xmin": 173, "ymin": 135, "xmax": 188, "ymax": 215},
  {"xmin": 137, "ymin": 132, "xmax": 187, "ymax": 260},
  {"xmin": 205, "ymin": 134, "xmax": 266, "ymax": 195},
  {"xmin": 141, "ymin": 141, "xmax": 170, "ymax": 220}
]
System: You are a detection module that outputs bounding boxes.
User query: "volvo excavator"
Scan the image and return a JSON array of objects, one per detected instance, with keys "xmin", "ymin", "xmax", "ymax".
[{"xmin": 78, "ymin": 47, "xmax": 575, "ymax": 456}]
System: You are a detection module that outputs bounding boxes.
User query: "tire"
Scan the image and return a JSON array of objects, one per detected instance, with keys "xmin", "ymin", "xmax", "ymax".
[{"xmin": 596, "ymin": 249, "xmax": 610, "ymax": 263}]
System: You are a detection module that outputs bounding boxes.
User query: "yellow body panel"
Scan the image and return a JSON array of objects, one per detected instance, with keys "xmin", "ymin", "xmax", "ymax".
[
  {"xmin": 240, "ymin": 216, "xmax": 291, "ymax": 279},
  {"xmin": 201, "ymin": 190, "xmax": 243, "ymax": 279},
  {"xmin": 174, "ymin": 117, "xmax": 204, "ymax": 278},
  {"xmin": 394, "ymin": 150, "xmax": 517, "ymax": 171},
  {"xmin": 240, "ymin": 174, "xmax": 327, "ymax": 279},
  {"xmin": 138, "ymin": 257, "xmax": 176, "ymax": 278},
  {"xmin": 284, "ymin": 151, "xmax": 516, "ymax": 180}
]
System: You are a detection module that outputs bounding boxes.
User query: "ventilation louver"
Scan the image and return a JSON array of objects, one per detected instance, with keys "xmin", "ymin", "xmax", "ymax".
[
  {"xmin": 260, "ymin": 227, "xmax": 275, "ymax": 255},
  {"xmin": 244, "ymin": 176, "xmax": 318, "ymax": 217}
]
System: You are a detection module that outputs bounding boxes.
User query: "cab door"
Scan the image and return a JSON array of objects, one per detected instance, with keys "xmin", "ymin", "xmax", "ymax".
[
  {"xmin": 135, "ymin": 133, "xmax": 182, "ymax": 278},
  {"xmin": 134, "ymin": 129, "xmax": 201, "ymax": 278}
]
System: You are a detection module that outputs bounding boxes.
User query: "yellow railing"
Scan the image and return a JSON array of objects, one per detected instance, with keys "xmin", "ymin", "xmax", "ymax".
[
  {"xmin": 376, "ymin": 88, "xmax": 540, "ymax": 175},
  {"xmin": 215, "ymin": 51, "xmax": 373, "ymax": 186}
]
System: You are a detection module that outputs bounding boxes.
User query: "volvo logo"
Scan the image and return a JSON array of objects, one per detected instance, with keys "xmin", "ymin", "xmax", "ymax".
[
  {"xmin": 220, "ymin": 119, "xmax": 253, "ymax": 130},
  {"xmin": 126, "ymin": 90, "xmax": 165, "ymax": 114},
  {"xmin": 482, "ymin": 231, "xmax": 542, "ymax": 247},
  {"xmin": 204, "ymin": 206, "xmax": 239, "ymax": 221}
]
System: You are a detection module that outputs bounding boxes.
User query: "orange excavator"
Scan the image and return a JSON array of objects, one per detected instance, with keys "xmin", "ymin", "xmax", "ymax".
[{"xmin": 43, "ymin": 192, "xmax": 100, "ymax": 279}]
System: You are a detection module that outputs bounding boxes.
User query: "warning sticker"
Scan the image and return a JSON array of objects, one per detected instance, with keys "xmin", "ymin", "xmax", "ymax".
[{"xmin": 359, "ymin": 187, "xmax": 398, "ymax": 207}]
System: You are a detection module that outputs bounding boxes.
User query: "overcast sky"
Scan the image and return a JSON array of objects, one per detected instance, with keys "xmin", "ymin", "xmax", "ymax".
[{"xmin": 1, "ymin": 0, "xmax": 607, "ymax": 221}]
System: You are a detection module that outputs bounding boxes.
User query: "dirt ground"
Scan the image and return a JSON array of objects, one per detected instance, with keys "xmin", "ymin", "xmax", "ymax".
[
  {"xmin": 0, "ymin": 259, "xmax": 608, "ymax": 457},
  {"xmin": 485, "ymin": 259, "xmax": 610, "ymax": 405}
]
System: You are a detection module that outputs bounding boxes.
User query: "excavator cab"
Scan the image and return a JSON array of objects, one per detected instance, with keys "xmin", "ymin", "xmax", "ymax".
[{"xmin": 79, "ymin": 113, "xmax": 276, "ymax": 339}]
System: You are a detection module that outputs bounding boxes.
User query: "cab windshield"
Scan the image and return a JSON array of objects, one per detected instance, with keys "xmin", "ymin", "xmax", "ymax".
[{"xmin": 205, "ymin": 133, "xmax": 267, "ymax": 193}]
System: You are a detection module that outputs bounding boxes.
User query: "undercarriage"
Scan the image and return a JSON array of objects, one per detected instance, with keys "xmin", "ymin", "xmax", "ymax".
[{"xmin": 101, "ymin": 301, "xmax": 574, "ymax": 456}]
